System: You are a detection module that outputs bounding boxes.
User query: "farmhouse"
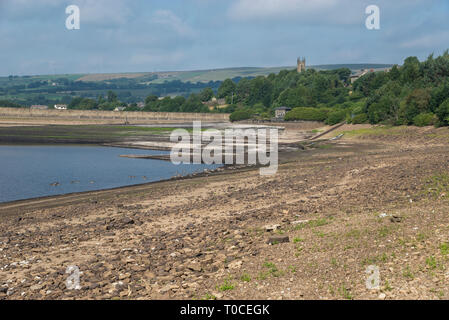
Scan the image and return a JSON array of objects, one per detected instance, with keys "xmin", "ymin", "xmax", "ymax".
[
  {"xmin": 54, "ymin": 104, "xmax": 68, "ymax": 110},
  {"xmin": 275, "ymin": 106, "xmax": 291, "ymax": 120}
]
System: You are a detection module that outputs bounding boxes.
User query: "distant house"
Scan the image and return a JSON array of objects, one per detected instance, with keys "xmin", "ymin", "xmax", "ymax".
[
  {"xmin": 275, "ymin": 106, "xmax": 291, "ymax": 120},
  {"xmin": 30, "ymin": 105, "xmax": 48, "ymax": 110},
  {"xmin": 137, "ymin": 102, "xmax": 145, "ymax": 109},
  {"xmin": 54, "ymin": 104, "xmax": 68, "ymax": 110},
  {"xmin": 114, "ymin": 106, "xmax": 126, "ymax": 112}
]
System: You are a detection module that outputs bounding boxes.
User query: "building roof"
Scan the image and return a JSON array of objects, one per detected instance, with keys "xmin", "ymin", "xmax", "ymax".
[{"xmin": 275, "ymin": 106, "xmax": 292, "ymax": 111}]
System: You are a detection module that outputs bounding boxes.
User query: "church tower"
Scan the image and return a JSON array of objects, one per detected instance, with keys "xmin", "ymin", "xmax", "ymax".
[{"xmin": 297, "ymin": 57, "xmax": 306, "ymax": 73}]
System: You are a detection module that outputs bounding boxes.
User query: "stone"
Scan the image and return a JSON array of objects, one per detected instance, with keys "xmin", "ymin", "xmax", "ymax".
[
  {"xmin": 378, "ymin": 293, "xmax": 386, "ymax": 300},
  {"xmin": 291, "ymin": 220, "xmax": 309, "ymax": 225},
  {"xmin": 159, "ymin": 284, "xmax": 178, "ymax": 294},
  {"xmin": 267, "ymin": 235, "xmax": 289, "ymax": 245},
  {"xmin": 390, "ymin": 216, "xmax": 402, "ymax": 223},
  {"xmin": 264, "ymin": 225, "xmax": 281, "ymax": 232},
  {"xmin": 187, "ymin": 261, "xmax": 202, "ymax": 272},
  {"xmin": 227, "ymin": 260, "xmax": 242, "ymax": 269}
]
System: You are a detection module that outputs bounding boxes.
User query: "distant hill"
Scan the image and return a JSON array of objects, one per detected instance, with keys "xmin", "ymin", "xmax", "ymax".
[
  {"xmin": 75, "ymin": 64, "xmax": 394, "ymax": 83},
  {"xmin": 0, "ymin": 64, "xmax": 394, "ymax": 106}
]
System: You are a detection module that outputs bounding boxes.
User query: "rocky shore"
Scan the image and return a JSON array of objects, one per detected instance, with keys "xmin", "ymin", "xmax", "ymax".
[{"xmin": 1, "ymin": 126, "xmax": 449, "ymax": 300}]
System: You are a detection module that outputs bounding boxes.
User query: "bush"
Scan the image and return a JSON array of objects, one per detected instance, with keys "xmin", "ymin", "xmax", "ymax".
[
  {"xmin": 436, "ymin": 98, "xmax": 449, "ymax": 124},
  {"xmin": 285, "ymin": 107, "xmax": 330, "ymax": 122},
  {"xmin": 230, "ymin": 109, "xmax": 253, "ymax": 122},
  {"xmin": 326, "ymin": 109, "xmax": 348, "ymax": 125},
  {"xmin": 0, "ymin": 100, "xmax": 23, "ymax": 108},
  {"xmin": 351, "ymin": 113, "xmax": 368, "ymax": 124},
  {"xmin": 413, "ymin": 113, "xmax": 436, "ymax": 127}
]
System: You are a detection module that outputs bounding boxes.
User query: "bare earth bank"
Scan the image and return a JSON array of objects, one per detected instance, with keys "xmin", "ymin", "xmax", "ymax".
[{"xmin": 1, "ymin": 126, "xmax": 449, "ymax": 300}]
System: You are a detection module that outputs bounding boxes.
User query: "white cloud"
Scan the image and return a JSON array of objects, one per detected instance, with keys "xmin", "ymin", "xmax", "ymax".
[
  {"xmin": 75, "ymin": 0, "xmax": 133, "ymax": 26},
  {"xmin": 130, "ymin": 51, "xmax": 185, "ymax": 66},
  {"xmin": 228, "ymin": 0, "xmax": 340, "ymax": 21},
  {"xmin": 400, "ymin": 31, "xmax": 449, "ymax": 49},
  {"xmin": 152, "ymin": 10, "xmax": 195, "ymax": 37}
]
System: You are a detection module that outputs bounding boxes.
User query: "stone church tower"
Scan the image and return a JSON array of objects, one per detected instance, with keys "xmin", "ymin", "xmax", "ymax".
[{"xmin": 297, "ymin": 57, "xmax": 306, "ymax": 73}]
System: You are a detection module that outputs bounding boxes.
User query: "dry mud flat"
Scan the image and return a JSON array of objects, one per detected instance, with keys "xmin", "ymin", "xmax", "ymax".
[{"xmin": 1, "ymin": 127, "xmax": 449, "ymax": 300}]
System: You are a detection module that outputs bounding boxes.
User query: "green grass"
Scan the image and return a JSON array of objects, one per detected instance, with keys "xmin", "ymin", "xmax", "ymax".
[
  {"xmin": 295, "ymin": 218, "xmax": 329, "ymax": 230},
  {"xmin": 341, "ymin": 125, "xmax": 406, "ymax": 137},
  {"xmin": 262, "ymin": 262, "xmax": 284, "ymax": 278},
  {"xmin": 202, "ymin": 293, "xmax": 217, "ymax": 300},
  {"xmin": 339, "ymin": 286, "xmax": 353, "ymax": 300},
  {"xmin": 0, "ymin": 124, "xmax": 201, "ymax": 144},
  {"xmin": 293, "ymin": 237, "xmax": 304, "ymax": 243},
  {"xmin": 440, "ymin": 242, "xmax": 449, "ymax": 255},
  {"xmin": 403, "ymin": 266, "xmax": 414, "ymax": 280},
  {"xmin": 426, "ymin": 256, "xmax": 437, "ymax": 270},
  {"xmin": 218, "ymin": 279, "xmax": 235, "ymax": 292},
  {"xmin": 240, "ymin": 273, "xmax": 251, "ymax": 282},
  {"xmin": 424, "ymin": 173, "xmax": 449, "ymax": 199}
]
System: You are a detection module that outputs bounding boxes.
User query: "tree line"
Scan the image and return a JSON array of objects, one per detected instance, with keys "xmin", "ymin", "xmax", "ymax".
[{"xmin": 3, "ymin": 50, "xmax": 449, "ymax": 128}]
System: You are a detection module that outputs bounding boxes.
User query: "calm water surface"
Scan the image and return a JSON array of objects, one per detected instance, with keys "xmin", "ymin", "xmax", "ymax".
[{"xmin": 0, "ymin": 145, "xmax": 219, "ymax": 203}]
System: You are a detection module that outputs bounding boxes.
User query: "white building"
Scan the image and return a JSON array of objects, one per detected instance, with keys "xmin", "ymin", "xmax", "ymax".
[{"xmin": 54, "ymin": 104, "xmax": 68, "ymax": 110}]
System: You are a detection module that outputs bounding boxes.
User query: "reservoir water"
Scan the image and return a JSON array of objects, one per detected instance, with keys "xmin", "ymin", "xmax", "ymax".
[{"xmin": 0, "ymin": 145, "xmax": 220, "ymax": 203}]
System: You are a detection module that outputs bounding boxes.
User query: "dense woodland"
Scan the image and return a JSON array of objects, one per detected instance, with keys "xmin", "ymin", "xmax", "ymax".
[
  {"xmin": 2, "ymin": 51, "xmax": 449, "ymax": 127},
  {"xmin": 225, "ymin": 51, "xmax": 449, "ymax": 126}
]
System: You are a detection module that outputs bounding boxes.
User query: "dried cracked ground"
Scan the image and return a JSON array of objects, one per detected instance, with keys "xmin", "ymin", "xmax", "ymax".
[{"xmin": 1, "ymin": 128, "xmax": 449, "ymax": 300}]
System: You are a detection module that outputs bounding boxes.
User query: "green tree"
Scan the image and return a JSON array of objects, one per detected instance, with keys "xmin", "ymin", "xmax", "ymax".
[
  {"xmin": 199, "ymin": 87, "xmax": 214, "ymax": 102},
  {"xmin": 403, "ymin": 89, "xmax": 431, "ymax": 124},
  {"xmin": 217, "ymin": 79, "xmax": 236, "ymax": 99},
  {"xmin": 107, "ymin": 91, "xmax": 118, "ymax": 103}
]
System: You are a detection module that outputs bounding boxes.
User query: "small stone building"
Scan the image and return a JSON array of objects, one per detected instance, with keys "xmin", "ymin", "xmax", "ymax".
[{"xmin": 275, "ymin": 106, "xmax": 292, "ymax": 120}]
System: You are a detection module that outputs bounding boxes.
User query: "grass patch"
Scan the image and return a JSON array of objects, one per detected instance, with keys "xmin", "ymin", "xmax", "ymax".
[
  {"xmin": 440, "ymin": 242, "xmax": 449, "ymax": 255},
  {"xmin": 341, "ymin": 125, "xmax": 407, "ymax": 138},
  {"xmin": 202, "ymin": 293, "xmax": 217, "ymax": 300},
  {"xmin": 423, "ymin": 173, "xmax": 449, "ymax": 199},
  {"xmin": 218, "ymin": 279, "xmax": 235, "ymax": 292},
  {"xmin": 403, "ymin": 266, "xmax": 414, "ymax": 280},
  {"xmin": 339, "ymin": 286, "xmax": 353, "ymax": 300},
  {"xmin": 295, "ymin": 218, "xmax": 329, "ymax": 230},
  {"xmin": 240, "ymin": 273, "xmax": 251, "ymax": 282},
  {"xmin": 293, "ymin": 237, "xmax": 304, "ymax": 244},
  {"xmin": 262, "ymin": 262, "xmax": 284, "ymax": 278},
  {"xmin": 426, "ymin": 256, "xmax": 437, "ymax": 270}
]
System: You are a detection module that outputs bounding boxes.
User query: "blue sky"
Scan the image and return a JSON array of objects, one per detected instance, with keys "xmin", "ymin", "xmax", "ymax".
[{"xmin": 0, "ymin": 0, "xmax": 448, "ymax": 76}]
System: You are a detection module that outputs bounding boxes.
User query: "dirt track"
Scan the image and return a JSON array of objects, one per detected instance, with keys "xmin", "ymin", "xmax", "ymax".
[{"xmin": 1, "ymin": 126, "xmax": 449, "ymax": 300}]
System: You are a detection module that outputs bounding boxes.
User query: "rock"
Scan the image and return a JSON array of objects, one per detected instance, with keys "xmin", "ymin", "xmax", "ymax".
[
  {"xmin": 264, "ymin": 225, "xmax": 281, "ymax": 232},
  {"xmin": 213, "ymin": 292, "xmax": 223, "ymax": 299},
  {"xmin": 267, "ymin": 235, "xmax": 289, "ymax": 245},
  {"xmin": 390, "ymin": 216, "xmax": 402, "ymax": 223},
  {"xmin": 111, "ymin": 281, "xmax": 126, "ymax": 293},
  {"xmin": 187, "ymin": 261, "xmax": 202, "ymax": 272},
  {"xmin": 291, "ymin": 220, "xmax": 309, "ymax": 226},
  {"xmin": 378, "ymin": 293, "xmax": 386, "ymax": 300},
  {"xmin": 0, "ymin": 287, "xmax": 7, "ymax": 294},
  {"xmin": 30, "ymin": 284, "xmax": 43, "ymax": 291},
  {"xmin": 159, "ymin": 284, "xmax": 178, "ymax": 294},
  {"xmin": 121, "ymin": 217, "xmax": 135, "ymax": 225},
  {"xmin": 227, "ymin": 260, "xmax": 242, "ymax": 269}
]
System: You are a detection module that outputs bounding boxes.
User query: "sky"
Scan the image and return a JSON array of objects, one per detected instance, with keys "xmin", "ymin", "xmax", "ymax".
[{"xmin": 0, "ymin": 0, "xmax": 448, "ymax": 76}]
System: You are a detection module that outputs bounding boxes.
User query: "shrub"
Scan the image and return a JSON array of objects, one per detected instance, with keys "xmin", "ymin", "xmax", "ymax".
[
  {"xmin": 413, "ymin": 113, "xmax": 436, "ymax": 127},
  {"xmin": 285, "ymin": 107, "xmax": 330, "ymax": 122},
  {"xmin": 230, "ymin": 109, "xmax": 252, "ymax": 122},
  {"xmin": 436, "ymin": 98, "xmax": 449, "ymax": 124},
  {"xmin": 351, "ymin": 113, "xmax": 368, "ymax": 124},
  {"xmin": 326, "ymin": 109, "xmax": 348, "ymax": 125},
  {"xmin": 0, "ymin": 100, "xmax": 23, "ymax": 108}
]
